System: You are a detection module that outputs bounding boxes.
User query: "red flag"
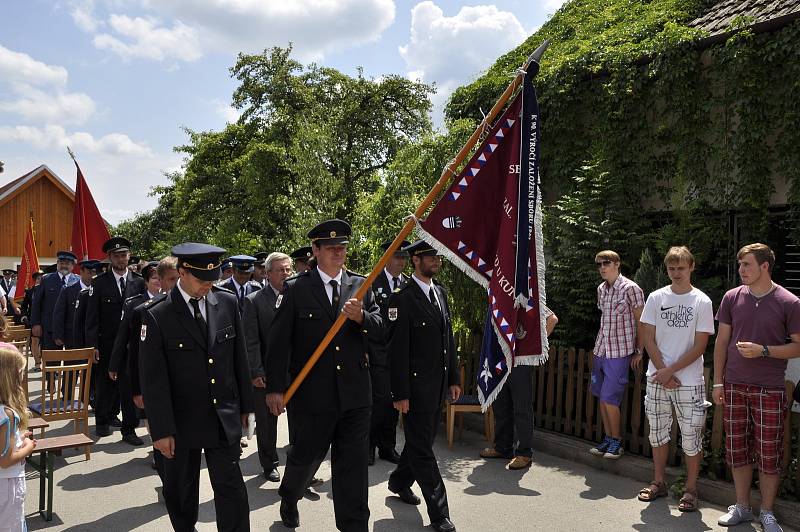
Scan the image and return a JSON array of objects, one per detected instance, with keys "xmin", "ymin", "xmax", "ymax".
[
  {"xmin": 70, "ymin": 161, "xmax": 110, "ymax": 262},
  {"xmin": 15, "ymin": 218, "xmax": 40, "ymax": 301}
]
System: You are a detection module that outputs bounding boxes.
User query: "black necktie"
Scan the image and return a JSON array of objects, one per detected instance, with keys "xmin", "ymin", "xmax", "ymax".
[
  {"xmin": 329, "ymin": 279, "xmax": 340, "ymax": 312},
  {"xmin": 119, "ymin": 276, "xmax": 125, "ymax": 296},
  {"xmin": 61, "ymin": 275, "xmax": 67, "ymax": 288},
  {"xmin": 429, "ymin": 287, "xmax": 442, "ymax": 316},
  {"xmin": 393, "ymin": 277, "xmax": 400, "ymax": 291},
  {"xmin": 239, "ymin": 285, "xmax": 245, "ymax": 307},
  {"xmin": 189, "ymin": 298, "xmax": 207, "ymax": 336}
]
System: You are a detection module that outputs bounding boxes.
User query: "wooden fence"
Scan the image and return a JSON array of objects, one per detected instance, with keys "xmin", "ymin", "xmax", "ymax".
[{"xmin": 455, "ymin": 332, "xmax": 800, "ymax": 499}]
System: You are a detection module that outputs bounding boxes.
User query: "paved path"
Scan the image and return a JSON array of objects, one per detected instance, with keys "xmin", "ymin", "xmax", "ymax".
[{"xmin": 24, "ymin": 409, "xmax": 792, "ymax": 531}]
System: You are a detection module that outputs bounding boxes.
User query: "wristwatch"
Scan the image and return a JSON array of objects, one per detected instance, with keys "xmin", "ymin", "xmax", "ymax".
[
  {"xmin": 761, "ymin": 345, "xmax": 770, "ymax": 358},
  {"xmin": 634, "ymin": 348, "xmax": 642, "ymax": 356}
]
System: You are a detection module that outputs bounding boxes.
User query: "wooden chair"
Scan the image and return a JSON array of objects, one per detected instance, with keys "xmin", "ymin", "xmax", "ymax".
[
  {"xmin": 6, "ymin": 328, "xmax": 31, "ymax": 342},
  {"xmin": 29, "ymin": 348, "xmax": 95, "ymax": 459},
  {"xmin": 446, "ymin": 361, "xmax": 495, "ymax": 448},
  {"xmin": 7, "ymin": 324, "xmax": 25, "ymax": 332}
]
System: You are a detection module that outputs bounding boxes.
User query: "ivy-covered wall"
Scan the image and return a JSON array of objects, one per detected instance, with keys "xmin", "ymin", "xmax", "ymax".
[{"xmin": 446, "ymin": 0, "xmax": 800, "ymax": 346}]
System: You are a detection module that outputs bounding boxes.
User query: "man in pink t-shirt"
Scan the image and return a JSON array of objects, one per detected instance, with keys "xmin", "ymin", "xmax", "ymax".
[{"xmin": 714, "ymin": 243, "xmax": 800, "ymax": 532}]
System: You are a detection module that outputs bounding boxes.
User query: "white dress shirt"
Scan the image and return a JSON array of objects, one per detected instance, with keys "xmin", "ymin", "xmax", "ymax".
[
  {"xmin": 412, "ymin": 273, "xmax": 441, "ymax": 308},
  {"xmin": 177, "ymin": 280, "xmax": 206, "ymax": 320},
  {"xmin": 317, "ymin": 268, "xmax": 343, "ymax": 305}
]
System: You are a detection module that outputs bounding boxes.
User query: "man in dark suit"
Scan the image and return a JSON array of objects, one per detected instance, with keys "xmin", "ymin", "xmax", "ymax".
[
  {"xmin": 52, "ymin": 259, "xmax": 96, "ymax": 349},
  {"xmin": 85, "ymin": 237, "xmax": 146, "ymax": 439},
  {"xmin": 140, "ymin": 243, "xmax": 254, "ymax": 532},
  {"xmin": 108, "ymin": 261, "xmax": 160, "ymax": 446},
  {"xmin": 387, "ymin": 240, "xmax": 460, "ymax": 532},
  {"xmin": 220, "ymin": 255, "xmax": 261, "ymax": 312},
  {"xmin": 252, "ymin": 251, "xmax": 269, "ymax": 288},
  {"xmin": 31, "ymin": 250, "xmax": 80, "ymax": 350},
  {"xmin": 266, "ymin": 219, "xmax": 382, "ymax": 531},
  {"xmin": 368, "ymin": 240, "xmax": 410, "ymax": 466},
  {"xmin": 243, "ymin": 251, "xmax": 292, "ymax": 483}
]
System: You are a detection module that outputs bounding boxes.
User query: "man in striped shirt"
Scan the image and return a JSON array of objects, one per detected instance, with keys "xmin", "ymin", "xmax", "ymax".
[{"xmin": 589, "ymin": 250, "xmax": 645, "ymax": 459}]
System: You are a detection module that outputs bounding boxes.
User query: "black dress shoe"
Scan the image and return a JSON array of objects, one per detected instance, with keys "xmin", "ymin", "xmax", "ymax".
[
  {"xmin": 308, "ymin": 476, "xmax": 323, "ymax": 488},
  {"xmin": 379, "ymin": 448, "xmax": 401, "ymax": 464},
  {"xmin": 265, "ymin": 468, "xmax": 281, "ymax": 482},
  {"xmin": 391, "ymin": 486, "xmax": 421, "ymax": 505},
  {"xmin": 431, "ymin": 517, "xmax": 456, "ymax": 532},
  {"xmin": 368, "ymin": 447, "xmax": 376, "ymax": 466},
  {"xmin": 122, "ymin": 433, "xmax": 144, "ymax": 446},
  {"xmin": 109, "ymin": 416, "xmax": 123, "ymax": 427},
  {"xmin": 280, "ymin": 499, "xmax": 300, "ymax": 528},
  {"xmin": 95, "ymin": 425, "xmax": 111, "ymax": 437}
]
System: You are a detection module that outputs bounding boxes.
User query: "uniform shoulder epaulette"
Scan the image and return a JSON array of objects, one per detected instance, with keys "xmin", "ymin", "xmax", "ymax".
[
  {"xmin": 142, "ymin": 292, "xmax": 167, "ymax": 308},
  {"xmin": 248, "ymin": 281, "xmax": 263, "ymax": 289},
  {"xmin": 286, "ymin": 270, "xmax": 309, "ymax": 282},
  {"xmin": 124, "ymin": 293, "xmax": 145, "ymax": 304},
  {"xmin": 346, "ymin": 270, "xmax": 366, "ymax": 279},
  {"xmin": 130, "ymin": 270, "xmax": 143, "ymax": 279},
  {"xmin": 212, "ymin": 284, "xmax": 234, "ymax": 294}
]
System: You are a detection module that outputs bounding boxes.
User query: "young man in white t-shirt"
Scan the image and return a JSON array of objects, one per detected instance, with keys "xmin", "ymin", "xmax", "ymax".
[{"xmin": 637, "ymin": 246, "xmax": 714, "ymax": 512}]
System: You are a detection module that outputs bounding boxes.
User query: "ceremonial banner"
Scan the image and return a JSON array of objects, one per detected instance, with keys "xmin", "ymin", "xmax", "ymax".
[
  {"xmin": 15, "ymin": 218, "xmax": 40, "ymax": 301},
  {"xmin": 417, "ymin": 66, "xmax": 547, "ymax": 409},
  {"xmin": 70, "ymin": 158, "xmax": 110, "ymax": 262}
]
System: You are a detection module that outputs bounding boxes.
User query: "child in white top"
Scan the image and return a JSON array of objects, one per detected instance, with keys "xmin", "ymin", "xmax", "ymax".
[{"xmin": 0, "ymin": 341, "xmax": 37, "ymax": 532}]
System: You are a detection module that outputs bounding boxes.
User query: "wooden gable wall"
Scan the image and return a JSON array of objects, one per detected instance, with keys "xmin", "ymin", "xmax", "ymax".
[{"xmin": 0, "ymin": 171, "xmax": 74, "ymax": 258}]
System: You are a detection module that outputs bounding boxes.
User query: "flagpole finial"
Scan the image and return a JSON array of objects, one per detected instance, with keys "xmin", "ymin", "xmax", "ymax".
[
  {"xmin": 67, "ymin": 146, "xmax": 77, "ymax": 164},
  {"xmin": 525, "ymin": 40, "xmax": 550, "ymax": 70}
]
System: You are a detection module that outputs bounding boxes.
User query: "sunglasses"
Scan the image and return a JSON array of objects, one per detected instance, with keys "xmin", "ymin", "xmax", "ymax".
[{"xmin": 595, "ymin": 260, "xmax": 613, "ymax": 268}]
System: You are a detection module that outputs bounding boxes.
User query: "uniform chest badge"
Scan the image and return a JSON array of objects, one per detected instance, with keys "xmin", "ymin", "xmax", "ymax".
[
  {"xmin": 75, "ymin": 300, "xmax": 80, "ymax": 309},
  {"xmin": 388, "ymin": 308, "xmax": 398, "ymax": 321},
  {"xmin": 381, "ymin": 293, "xmax": 388, "ymax": 299},
  {"xmin": 140, "ymin": 324, "xmax": 147, "ymax": 341},
  {"xmin": 377, "ymin": 287, "xmax": 383, "ymax": 294},
  {"xmin": 275, "ymin": 294, "xmax": 283, "ymax": 308},
  {"xmin": 88, "ymin": 286, "xmax": 93, "ymax": 296}
]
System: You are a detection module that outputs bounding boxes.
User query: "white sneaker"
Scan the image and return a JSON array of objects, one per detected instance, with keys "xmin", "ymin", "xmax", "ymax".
[
  {"xmin": 718, "ymin": 504, "xmax": 754, "ymax": 526},
  {"xmin": 760, "ymin": 511, "xmax": 783, "ymax": 532}
]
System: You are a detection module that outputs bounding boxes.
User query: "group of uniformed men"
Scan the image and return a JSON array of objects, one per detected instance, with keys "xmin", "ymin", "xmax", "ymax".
[{"xmin": 24, "ymin": 218, "xmax": 460, "ymax": 532}]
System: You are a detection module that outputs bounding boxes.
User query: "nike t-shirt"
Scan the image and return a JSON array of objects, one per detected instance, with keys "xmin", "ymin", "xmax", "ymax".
[{"xmin": 640, "ymin": 286, "xmax": 715, "ymax": 385}]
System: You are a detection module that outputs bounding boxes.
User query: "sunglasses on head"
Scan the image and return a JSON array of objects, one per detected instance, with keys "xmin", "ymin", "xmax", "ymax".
[{"xmin": 595, "ymin": 260, "xmax": 613, "ymax": 267}]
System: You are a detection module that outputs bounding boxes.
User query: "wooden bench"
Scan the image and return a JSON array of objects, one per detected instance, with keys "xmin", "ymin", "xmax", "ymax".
[
  {"xmin": 26, "ymin": 433, "xmax": 94, "ymax": 521},
  {"xmin": 28, "ymin": 417, "xmax": 49, "ymax": 437}
]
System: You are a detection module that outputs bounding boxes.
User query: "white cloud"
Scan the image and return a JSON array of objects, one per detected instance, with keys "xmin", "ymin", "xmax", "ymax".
[
  {"xmin": 70, "ymin": 0, "xmax": 102, "ymax": 32},
  {"xmin": 0, "ymin": 45, "xmax": 68, "ymax": 87},
  {"xmin": 213, "ymin": 99, "xmax": 241, "ymax": 124},
  {"xmin": 93, "ymin": 15, "xmax": 202, "ymax": 62},
  {"xmin": 543, "ymin": 0, "xmax": 568, "ymax": 13},
  {"xmin": 0, "ymin": 87, "xmax": 96, "ymax": 125},
  {"xmin": 81, "ymin": 0, "xmax": 395, "ymax": 62},
  {"xmin": 399, "ymin": 2, "xmax": 528, "ymax": 119},
  {"xmin": 0, "ymin": 125, "xmax": 151, "ymax": 156}
]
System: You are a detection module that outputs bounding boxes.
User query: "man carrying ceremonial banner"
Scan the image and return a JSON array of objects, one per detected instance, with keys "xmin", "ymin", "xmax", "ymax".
[{"xmin": 417, "ymin": 60, "xmax": 549, "ymax": 412}]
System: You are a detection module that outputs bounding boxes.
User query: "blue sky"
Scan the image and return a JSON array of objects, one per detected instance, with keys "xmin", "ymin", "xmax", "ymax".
[{"xmin": 1, "ymin": 1, "xmax": 564, "ymax": 224}]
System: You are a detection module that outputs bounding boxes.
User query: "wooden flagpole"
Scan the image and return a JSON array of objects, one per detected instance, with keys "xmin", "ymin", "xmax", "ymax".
[{"xmin": 284, "ymin": 41, "xmax": 550, "ymax": 404}]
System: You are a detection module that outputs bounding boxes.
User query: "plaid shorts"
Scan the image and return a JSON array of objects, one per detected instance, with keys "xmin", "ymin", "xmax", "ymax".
[
  {"xmin": 644, "ymin": 381, "xmax": 707, "ymax": 456},
  {"xmin": 723, "ymin": 383, "xmax": 788, "ymax": 475}
]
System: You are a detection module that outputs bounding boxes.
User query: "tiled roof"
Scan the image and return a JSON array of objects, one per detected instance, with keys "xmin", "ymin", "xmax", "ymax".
[{"xmin": 690, "ymin": 0, "xmax": 800, "ymax": 36}]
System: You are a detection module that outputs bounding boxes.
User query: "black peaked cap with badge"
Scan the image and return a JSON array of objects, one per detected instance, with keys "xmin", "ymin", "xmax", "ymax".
[
  {"xmin": 229, "ymin": 255, "xmax": 257, "ymax": 273},
  {"xmin": 103, "ymin": 236, "xmax": 132, "ymax": 254},
  {"xmin": 290, "ymin": 246, "xmax": 312, "ymax": 261},
  {"xmin": 172, "ymin": 243, "xmax": 227, "ymax": 282},
  {"xmin": 308, "ymin": 219, "xmax": 351, "ymax": 245},
  {"xmin": 56, "ymin": 250, "xmax": 78, "ymax": 262},
  {"xmin": 141, "ymin": 261, "xmax": 159, "ymax": 279},
  {"xmin": 402, "ymin": 239, "xmax": 439, "ymax": 257},
  {"xmin": 381, "ymin": 240, "xmax": 410, "ymax": 255}
]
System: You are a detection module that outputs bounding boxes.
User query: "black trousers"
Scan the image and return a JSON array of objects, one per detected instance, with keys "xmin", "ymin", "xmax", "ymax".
[
  {"xmin": 94, "ymin": 347, "xmax": 120, "ymax": 426},
  {"xmin": 117, "ymin": 367, "xmax": 140, "ymax": 436},
  {"xmin": 492, "ymin": 365, "xmax": 534, "ymax": 458},
  {"xmin": 279, "ymin": 406, "xmax": 370, "ymax": 532},
  {"xmin": 252, "ymin": 386, "xmax": 279, "ymax": 471},
  {"xmin": 388, "ymin": 409, "xmax": 449, "ymax": 523},
  {"xmin": 162, "ymin": 441, "xmax": 249, "ymax": 532},
  {"xmin": 369, "ymin": 366, "xmax": 398, "ymax": 452}
]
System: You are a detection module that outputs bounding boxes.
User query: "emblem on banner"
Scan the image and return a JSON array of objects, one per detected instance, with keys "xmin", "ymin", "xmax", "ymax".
[{"xmin": 515, "ymin": 323, "xmax": 527, "ymax": 340}]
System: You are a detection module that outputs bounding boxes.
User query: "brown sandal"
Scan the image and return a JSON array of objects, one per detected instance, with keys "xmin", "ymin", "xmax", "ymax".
[
  {"xmin": 678, "ymin": 489, "xmax": 698, "ymax": 512},
  {"xmin": 637, "ymin": 480, "xmax": 667, "ymax": 502}
]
